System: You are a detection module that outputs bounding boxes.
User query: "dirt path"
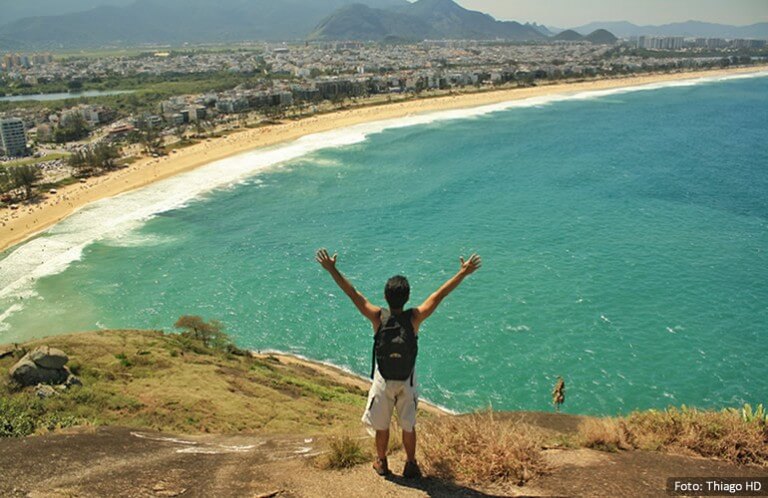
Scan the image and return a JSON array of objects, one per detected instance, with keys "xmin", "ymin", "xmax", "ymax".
[{"xmin": 2, "ymin": 425, "xmax": 766, "ymax": 497}]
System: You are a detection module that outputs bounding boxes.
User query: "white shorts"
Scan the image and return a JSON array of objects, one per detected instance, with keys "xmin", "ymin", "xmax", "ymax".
[{"xmin": 362, "ymin": 369, "xmax": 418, "ymax": 435}]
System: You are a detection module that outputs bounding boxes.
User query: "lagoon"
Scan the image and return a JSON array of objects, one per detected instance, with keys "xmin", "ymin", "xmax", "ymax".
[{"xmin": 0, "ymin": 90, "xmax": 134, "ymax": 102}]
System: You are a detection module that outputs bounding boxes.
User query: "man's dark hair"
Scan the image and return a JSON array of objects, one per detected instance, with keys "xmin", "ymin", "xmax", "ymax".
[{"xmin": 385, "ymin": 275, "xmax": 410, "ymax": 309}]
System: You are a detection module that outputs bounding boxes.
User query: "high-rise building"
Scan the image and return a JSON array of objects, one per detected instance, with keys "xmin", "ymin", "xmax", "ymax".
[{"xmin": 0, "ymin": 118, "xmax": 28, "ymax": 157}]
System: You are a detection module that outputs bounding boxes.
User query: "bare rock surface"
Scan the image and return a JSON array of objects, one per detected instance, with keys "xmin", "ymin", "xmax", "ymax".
[{"xmin": 1, "ymin": 426, "xmax": 766, "ymax": 497}]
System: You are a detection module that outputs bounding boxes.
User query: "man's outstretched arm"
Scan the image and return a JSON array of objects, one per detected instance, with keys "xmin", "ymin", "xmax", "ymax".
[
  {"xmin": 413, "ymin": 254, "xmax": 482, "ymax": 330},
  {"xmin": 316, "ymin": 248, "xmax": 381, "ymax": 324}
]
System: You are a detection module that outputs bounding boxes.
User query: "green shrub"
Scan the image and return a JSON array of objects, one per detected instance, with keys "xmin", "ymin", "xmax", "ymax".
[
  {"xmin": 0, "ymin": 396, "xmax": 84, "ymax": 438},
  {"xmin": 114, "ymin": 352, "xmax": 132, "ymax": 367}
]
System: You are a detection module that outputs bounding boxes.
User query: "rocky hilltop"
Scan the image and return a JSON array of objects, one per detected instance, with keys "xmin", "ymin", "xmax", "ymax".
[{"xmin": 1, "ymin": 330, "xmax": 766, "ymax": 497}]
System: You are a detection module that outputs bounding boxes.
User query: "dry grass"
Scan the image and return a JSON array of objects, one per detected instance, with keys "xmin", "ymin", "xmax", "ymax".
[
  {"xmin": 626, "ymin": 407, "xmax": 768, "ymax": 466},
  {"xmin": 316, "ymin": 435, "xmax": 371, "ymax": 470},
  {"xmin": 419, "ymin": 410, "xmax": 548, "ymax": 486},
  {"xmin": 577, "ymin": 406, "xmax": 768, "ymax": 467},
  {"xmin": 577, "ymin": 417, "xmax": 634, "ymax": 452}
]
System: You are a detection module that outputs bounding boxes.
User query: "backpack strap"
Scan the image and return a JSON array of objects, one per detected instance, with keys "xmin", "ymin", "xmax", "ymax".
[
  {"xmin": 371, "ymin": 309, "xmax": 390, "ymax": 379},
  {"xmin": 401, "ymin": 309, "xmax": 415, "ymax": 387}
]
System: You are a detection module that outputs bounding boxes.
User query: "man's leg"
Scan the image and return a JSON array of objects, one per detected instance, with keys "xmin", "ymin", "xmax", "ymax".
[
  {"xmin": 375, "ymin": 429, "xmax": 390, "ymax": 459},
  {"xmin": 402, "ymin": 429, "xmax": 416, "ymax": 462},
  {"xmin": 397, "ymin": 385, "xmax": 421, "ymax": 478}
]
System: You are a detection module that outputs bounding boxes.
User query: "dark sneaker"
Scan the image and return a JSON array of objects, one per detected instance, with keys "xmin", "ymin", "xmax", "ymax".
[
  {"xmin": 373, "ymin": 457, "xmax": 390, "ymax": 476},
  {"xmin": 402, "ymin": 460, "xmax": 422, "ymax": 479}
]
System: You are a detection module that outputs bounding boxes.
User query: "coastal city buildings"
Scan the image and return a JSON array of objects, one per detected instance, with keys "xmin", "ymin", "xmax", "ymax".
[
  {"xmin": 0, "ymin": 118, "xmax": 27, "ymax": 157},
  {"xmin": 1, "ymin": 53, "xmax": 53, "ymax": 72},
  {"xmin": 632, "ymin": 36, "xmax": 767, "ymax": 51},
  {"xmin": 0, "ymin": 38, "xmax": 765, "ymax": 164}
]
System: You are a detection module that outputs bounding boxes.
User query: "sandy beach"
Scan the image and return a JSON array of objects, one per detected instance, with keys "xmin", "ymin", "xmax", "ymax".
[{"xmin": 1, "ymin": 65, "xmax": 766, "ymax": 253}]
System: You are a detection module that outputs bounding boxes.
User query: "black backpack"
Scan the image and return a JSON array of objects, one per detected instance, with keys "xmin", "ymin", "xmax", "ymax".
[{"xmin": 371, "ymin": 308, "xmax": 418, "ymax": 385}]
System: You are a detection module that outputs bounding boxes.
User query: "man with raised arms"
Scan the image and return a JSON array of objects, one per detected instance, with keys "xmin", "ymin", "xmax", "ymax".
[{"xmin": 315, "ymin": 248, "xmax": 482, "ymax": 478}]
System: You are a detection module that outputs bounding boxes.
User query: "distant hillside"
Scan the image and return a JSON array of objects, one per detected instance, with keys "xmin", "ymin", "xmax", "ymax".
[
  {"xmin": 0, "ymin": 0, "xmax": 409, "ymax": 48},
  {"xmin": 311, "ymin": 0, "xmax": 545, "ymax": 41},
  {"xmin": 0, "ymin": 0, "xmax": 134, "ymax": 25},
  {"xmin": 552, "ymin": 29, "xmax": 618, "ymax": 44},
  {"xmin": 585, "ymin": 29, "xmax": 618, "ymax": 44},
  {"xmin": 553, "ymin": 29, "xmax": 585, "ymax": 41},
  {"xmin": 526, "ymin": 22, "xmax": 554, "ymax": 37},
  {"xmin": 573, "ymin": 20, "xmax": 768, "ymax": 39},
  {"xmin": 309, "ymin": 4, "xmax": 433, "ymax": 41},
  {"xmin": 396, "ymin": 0, "xmax": 544, "ymax": 40}
]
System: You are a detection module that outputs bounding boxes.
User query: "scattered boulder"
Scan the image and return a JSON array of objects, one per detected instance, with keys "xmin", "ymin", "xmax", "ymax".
[
  {"xmin": 35, "ymin": 384, "xmax": 58, "ymax": 399},
  {"xmin": 9, "ymin": 358, "xmax": 69, "ymax": 386},
  {"xmin": 28, "ymin": 346, "xmax": 69, "ymax": 369},
  {"xmin": 65, "ymin": 374, "xmax": 83, "ymax": 387},
  {"xmin": 8, "ymin": 346, "xmax": 80, "ymax": 389}
]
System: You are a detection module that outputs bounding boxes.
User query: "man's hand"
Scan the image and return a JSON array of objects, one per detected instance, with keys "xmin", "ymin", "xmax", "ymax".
[
  {"xmin": 315, "ymin": 248, "xmax": 381, "ymax": 325},
  {"xmin": 414, "ymin": 253, "xmax": 482, "ymax": 330},
  {"xmin": 459, "ymin": 253, "xmax": 482, "ymax": 276},
  {"xmin": 315, "ymin": 248, "xmax": 338, "ymax": 272}
]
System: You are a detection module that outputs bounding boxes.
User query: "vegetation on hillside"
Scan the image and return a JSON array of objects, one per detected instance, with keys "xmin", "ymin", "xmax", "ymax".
[
  {"xmin": 577, "ymin": 405, "xmax": 768, "ymax": 466},
  {"xmin": 0, "ymin": 325, "xmax": 369, "ymax": 438}
]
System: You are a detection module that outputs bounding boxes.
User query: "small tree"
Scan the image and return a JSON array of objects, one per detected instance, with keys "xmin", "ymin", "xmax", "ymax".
[
  {"xmin": 174, "ymin": 124, "xmax": 188, "ymax": 142},
  {"xmin": 174, "ymin": 315, "xmax": 231, "ymax": 351},
  {"xmin": 68, "ymin": 149, "xmax": 93, "ymax": 176},
  {"xmin": 54, "ymin": 113, "xmax": 89, "ymax": 143},
  {"xmin": 93, "ymin": 142, "xmax": 120, "ymax": 171},
  {"xmin": 0, "ymin": 166, "xmax": 11, "ymax": 195},
  {"xmin": 9, "ymin": 165, "xmax": 42, "ymax": 200}
]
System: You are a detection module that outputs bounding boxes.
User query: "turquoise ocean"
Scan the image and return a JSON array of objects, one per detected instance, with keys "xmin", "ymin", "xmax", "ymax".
[{"xmin": 1, "ymin": 73, "xmax": 767, "ymax": 415}]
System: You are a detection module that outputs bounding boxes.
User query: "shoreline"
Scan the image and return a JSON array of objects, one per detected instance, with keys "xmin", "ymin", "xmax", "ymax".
[
  {"xmin": 251, "ymin": 350, "xmax": 452, "ymax": 417},
  {"xmin": 1, "ymin": 65, "xmax": 767, "ymax": 254}
]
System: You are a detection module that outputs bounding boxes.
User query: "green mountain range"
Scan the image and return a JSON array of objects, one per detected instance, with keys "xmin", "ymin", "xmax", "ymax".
[
  {"xmin": 1, "ymin": 0, "xmax": 764, "ymax": 50},
  {"xmin": 0, "ymin": 0, "xmax": 547, "ymax": 48},
  {"xmin": 569, "ymin": 20, "xmax": 768, "ymax": 40},
  {"xmin": 0, "ymin": 0, "xmax": 408, "ymax": 48},
  {"xmin": 311, "ymin": 0, "xmax": 546, "ymax": 41},
  {"xmin": 309, "ymin": 4, "xmax": 432, "ymax": 42}
]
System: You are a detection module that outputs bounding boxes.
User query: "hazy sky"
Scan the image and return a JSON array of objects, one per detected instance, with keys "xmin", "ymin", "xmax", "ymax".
[{"xmin": 455, "ymin": 0, "xmax": 768, "ymax": 28}]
